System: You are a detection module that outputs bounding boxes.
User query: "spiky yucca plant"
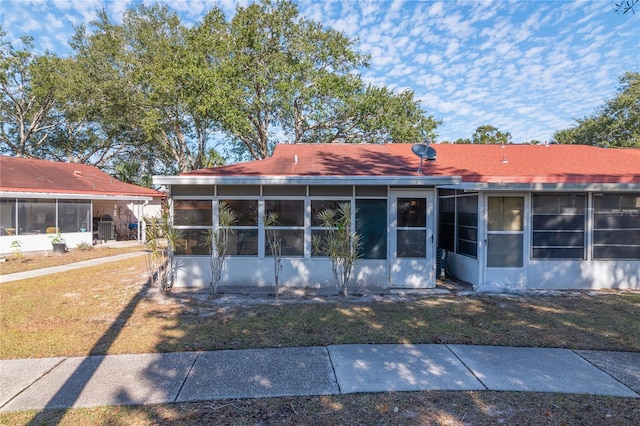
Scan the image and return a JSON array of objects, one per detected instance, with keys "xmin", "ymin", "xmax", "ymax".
[
  {"xmin": 201, "ymin": 202, "xmax": 237, "ymax": 299},
  {"xmin": 145, "ymin": 200, "xmax": 182, "ymax": 294},
  {"xmin": 312, "ymin": 202, "xmax": 362, "ymax": 297},
  {"xmin": 263, "ymin": 212, "xmax": 283, "ymax": 301}
]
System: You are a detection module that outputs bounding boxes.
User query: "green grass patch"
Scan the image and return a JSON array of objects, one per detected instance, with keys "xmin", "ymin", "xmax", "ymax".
[{"xmin": 1, "ymin": 255, "xmax": 639, "ymax": 359}]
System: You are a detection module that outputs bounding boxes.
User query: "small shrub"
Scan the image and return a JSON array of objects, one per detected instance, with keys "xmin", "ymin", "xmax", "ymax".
[
  {"xmin": 10, "ymin": 240, "xmax": 23, "ymax": 259},
  {"xmin": 76, "ymin": 241, "xmax": 93, "ymax": 251},
  {"xmin": 263, "ymin": 212, "xmax": 283, "ymax": 301},
  {"xmin": 201, "ymin": 202, "xmax": 237, "ymax": 299}
]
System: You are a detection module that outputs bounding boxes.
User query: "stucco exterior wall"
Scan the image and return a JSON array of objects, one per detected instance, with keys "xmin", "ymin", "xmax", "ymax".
[
  {"xmin": 526, "ymin": 260, "xmax": 639, "ymax": 290},
  {"xmin": 173, "ymin": 257, "xmax": 391, "ymax": 290}
]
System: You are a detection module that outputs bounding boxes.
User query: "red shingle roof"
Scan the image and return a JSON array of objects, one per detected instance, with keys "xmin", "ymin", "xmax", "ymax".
[
  {"xmin": 183, "ymin": 143, "xmax": 640, "ymax": 184},
  {"xmin": 0, "ymin": 156, "xmax": 163, "ymax": 198}
]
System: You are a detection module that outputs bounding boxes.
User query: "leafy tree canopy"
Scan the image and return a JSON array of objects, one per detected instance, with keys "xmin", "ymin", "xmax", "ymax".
[
  {"xmin": 0, "ymin": 32, "xmax": 57, "ymax": 158},
  {"xmin": 2, "ymin": 0, "xmax": 441, "ymax": 173},
  {"xmin": 553, "ymin": 72, "xmax": 639, "ymax": 148},
  {"xmin": 471, "ymin": 124, "xmax": 513, "ymax": 144}
]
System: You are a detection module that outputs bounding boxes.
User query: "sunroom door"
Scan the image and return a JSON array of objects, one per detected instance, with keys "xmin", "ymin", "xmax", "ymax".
[
  {"xmin": 484, "ymin": 195, "xmax": 526, "ymax": 290},
  {"xmin": 389, "ymin": 190, "xmax": 435, "ymax": 288}
]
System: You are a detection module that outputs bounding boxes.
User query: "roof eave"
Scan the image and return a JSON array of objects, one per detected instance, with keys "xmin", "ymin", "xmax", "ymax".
[
  {"xmin": 0, "ymin": 191, "xmax": 156, "ymax": 201},
  {"xmin": 439, "ymin": 182, "xmax": 640, "ymax": 192},
  {"xmin": 153, "ymin": 175, "xmax": 462, "ymax": 186}
]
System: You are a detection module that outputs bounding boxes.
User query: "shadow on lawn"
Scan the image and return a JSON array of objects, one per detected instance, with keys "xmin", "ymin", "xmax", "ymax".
[
  {"xmin": 139, "ymin": 289, "xmax": 640, "ymax": 354},
  {"xmin": 26, "ymin": 281, "xmax": 639, "ymax": 424},
  {"xmin": 26, "ymin": 278, "xmax": 155, "ymax": 426},
  {"xmin": 125, "ymin": 287, "xmax": 640, "ymax": 423}
]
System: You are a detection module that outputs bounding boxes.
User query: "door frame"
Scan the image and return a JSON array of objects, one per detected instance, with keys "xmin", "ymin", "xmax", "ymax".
[
  {"xmin": 388, "ymin": 189, "xmax": 436, "ymax": 288},
  {"xmin": 479, "ymin": 192, "xmax": 529, "ymax": 291}
]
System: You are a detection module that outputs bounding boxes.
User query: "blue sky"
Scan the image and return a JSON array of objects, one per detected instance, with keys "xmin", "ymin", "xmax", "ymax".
[{"xmin": 2, "ymin": 0, "xmax": 638, "ymax": 144}]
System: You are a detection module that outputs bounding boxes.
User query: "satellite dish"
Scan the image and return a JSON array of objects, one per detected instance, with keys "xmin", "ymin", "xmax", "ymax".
[
  {"xmin": 411, "ymin": 143, "xmax": 436, "ymax": 173},
  {"xmin": 426, "ymin": 146, "xmax": 437, "ymax": 161},
  {"xmin": 411, "ymin": 143, "xmax": 429, "ymax": 157}
]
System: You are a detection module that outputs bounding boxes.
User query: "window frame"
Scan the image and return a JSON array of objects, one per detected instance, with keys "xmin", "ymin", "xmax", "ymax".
[
  {"xmin": 592, "ymin": 193, "xmax": 640, "ymax": 260},
  {"xmin": 264, "ymin": 197, "xmax": 306, "ymax": 257},
  {"xmin": 219, "ymin": 198, "xmax": 259, "ymax": 257},
  {"xmin": 438, "ymin": 190, "xmax": 478, "ymax": 259},
  {"xmin": 171, "ymin": 197, "xmax": 214, "ymax": 256},
  {"xmin": 309, "ymin": 198, "xmax": 352, "ymax": 258},
  {"xmin": 531, "ymin": 193, "xmax": 586, "ymax": 260}
]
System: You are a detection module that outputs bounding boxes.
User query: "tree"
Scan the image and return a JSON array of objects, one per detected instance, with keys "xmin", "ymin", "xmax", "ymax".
[
  {"xmin": 614, "ymin": 0, "xmax": 638, "ymax": 14},
  {"xmin": 69, "ymin": 5, "xmax": 223, "ymax": 172},
  {"xmin": 471, "ymin": 125, "xmax": 513, "ymax": 144},
  {"xmin": 553, "ymin": 72, "xmax": 639, "ymax": 147},
  {"xmin": 0, "ymin": 33, "xmax": 56, "ymax": 157},
  {"xmin": 196, "ymin": 0, "xmax": 440, "ymax": 160},
  {"xmin": 452, "ymin": 137, "xmax": 472, "ymax": 144},
  {"xmin": 5, "ymin": 1, "xmax": 441, "ymax": 168}
]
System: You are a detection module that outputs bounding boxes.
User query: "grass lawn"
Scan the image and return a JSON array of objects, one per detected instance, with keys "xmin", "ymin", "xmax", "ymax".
[
  {"xmin": 1, "ymin": 254, "xmax": 639, "ymax": 424},
  {"xmin": 0, "ymin": 244, "xmax": 145, "ymax": 275}
]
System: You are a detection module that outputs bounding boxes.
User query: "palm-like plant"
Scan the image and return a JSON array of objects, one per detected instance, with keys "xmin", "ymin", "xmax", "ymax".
[
  {"xmin": 145, "ymin": 200, "xmax": 182, "ymax": 294},
  {"xmin": 312, "ymin": 202, "xmax": 362, "ymax": 297},
  {"xmin": 263, "ymin": 211, "xmax": 283, "ymax": 301},
  {"xmin": 201, "ymin": 202, "xmax": 237, "ymax": 299}
]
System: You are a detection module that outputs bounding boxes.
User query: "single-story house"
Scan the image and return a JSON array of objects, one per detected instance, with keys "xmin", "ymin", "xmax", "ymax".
[
  {"xmin": 0, "ymin": 156, "xmax": 163, "ymax": 254},
  {"xmin": 153, "ymin": 143, "xmax": 640, "ymax": 291}
]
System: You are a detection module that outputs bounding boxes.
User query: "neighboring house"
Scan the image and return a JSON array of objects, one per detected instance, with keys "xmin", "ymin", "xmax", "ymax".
[
  {"xmin": 0, "ymin": 156, "xmax": 164, "ymax": 254},
  {"xmin": 153, "ymin": 143, "xmax": 640, "ymax": 291}
]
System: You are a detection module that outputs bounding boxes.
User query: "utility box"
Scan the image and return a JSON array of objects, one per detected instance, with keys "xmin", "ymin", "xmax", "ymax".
[
  {"xmin": 98, "ymin": 221, "xmax": 115, "ymax": 241},
  {"xmin": 436, "ymin": 248, "xmax": 447, "ymax": 279}
]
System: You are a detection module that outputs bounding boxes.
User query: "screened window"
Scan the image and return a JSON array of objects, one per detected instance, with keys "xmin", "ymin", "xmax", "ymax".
[
  {"xmin": 175, "ymin": 229, "xmax": 211, "ymax": 255},
  {"xmin": 532, "ymin": 194, "xmax": 585, "ymax": 259},
  {"xmin": 487, "ymin": 197, "xmax": 523, "ymax": 267},
  {"xmin": 222, "ymin": 199, "xmax": 258, "ymax": 256},
  {"xmin": 593, "ymin": 194, "xmax": 640, "ymax": 259},
  {"xmin": 0, "ymin": 199, "xmax": 16, "ymax": 235},
  {"xmin": 174, "ymin": 200, "xmax": 212, "ymax": 226},
  {"xmin": 356, "ymin": 199, "xmax": 387, "ymax": 259},
  {"xmin": 438, "ymin": 197, "xmax": 455, "ymax": 252},
  {"xmin": 488, "ymin": 197, "xmax": 523, "ymax": 232},
  {"xmin": 59, "ymin": 200, "xmax": 91, "ymax": 233},
  {"xmin": 17, "ymin": 199, "xmax": 56, "ymax": 235},
  {"xmin": 457, "ymin": 195, "xmax": 478, "ymax": 258},
  {"xmin": 311, "ymin": 200, "xmax": 343, "ymax": 257},
  {"xmin": 265, "ymin": 200, "xmax": 304, "ymax": 256},
  {"xmin": 437, "ymin": 191, "xmax": 478, "ymax": 258}
]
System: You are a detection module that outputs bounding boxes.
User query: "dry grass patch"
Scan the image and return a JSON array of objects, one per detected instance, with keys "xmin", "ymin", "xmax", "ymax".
[
  {"xmin": 2, "ymin": 257, "xmax": 639, "ymax": 424},
  {"xmin": 1, "ymin": 391, "xmax": 638, "ymax": 425},
  {"xmin": 0, "ymin": 244, "xmax": 145, "ymax": 274},
  {"xmin": 1, "ymin": 255, "xmax": 639, "ymax": 359}
]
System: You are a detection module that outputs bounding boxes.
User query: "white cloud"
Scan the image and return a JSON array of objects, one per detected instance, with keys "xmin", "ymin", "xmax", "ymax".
[
  {"xmin": 427, "ymin": 1, "xmax": 445, "ymax": 18},
  {"xmin": 1, "ymin": 0, "xmax": 637, "ymax": 144}
]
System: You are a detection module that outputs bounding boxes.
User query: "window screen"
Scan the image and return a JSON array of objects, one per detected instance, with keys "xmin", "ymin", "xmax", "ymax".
[
  {"xmin": 532, "ymin": 194, "xmax": 585, "ymax": 259},
  {"xmin": 356, "ymin": 199, "xmax": 387, "ymax": 259},
  {"xmin": 593, "ymin": 194, "xmax": 640, "ymax": 259}
]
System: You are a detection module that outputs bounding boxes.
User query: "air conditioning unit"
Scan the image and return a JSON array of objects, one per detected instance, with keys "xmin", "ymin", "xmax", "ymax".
[{"xmin": 436, "ymin": 248, "xmax": 447, "ymax": 279}]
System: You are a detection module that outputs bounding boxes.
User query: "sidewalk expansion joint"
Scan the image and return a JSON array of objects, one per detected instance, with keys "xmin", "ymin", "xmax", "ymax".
[
  {"xmin": 174, "ymin": 352, "xmax": 201, "ymax": 402},
  {"xmin": 444, "ymin": 344, "xmax": 489, "ymax": 391},
  {"xmin": 571, "ymin": 349, "xmax": 640, "ymax": 398},
  {"xmin": 0, "ymin": 357, "xmax": 68, "ymax": 409},
  {"xmin": 324, "ymin": 346, "xmax": 342, "ymax": 395}
]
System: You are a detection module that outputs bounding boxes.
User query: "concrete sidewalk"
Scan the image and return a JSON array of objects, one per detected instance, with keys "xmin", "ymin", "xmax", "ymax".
[
  {"xmin": 1, "ymin": 344, "xmax": 638, "ymax": 412},
  {"xmin": 0, "ymin": 251, "xmax": 147, "ymax": 283}
]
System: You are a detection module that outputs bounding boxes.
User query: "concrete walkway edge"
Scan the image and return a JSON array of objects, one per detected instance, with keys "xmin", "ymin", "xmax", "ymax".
[
  {"xmin": 1, "ymin": 344, "xmax": 638, "ymax": 412},
  {"xmin": 0, "ymin": 251, "xmax": 147, "ymax": 283}
]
